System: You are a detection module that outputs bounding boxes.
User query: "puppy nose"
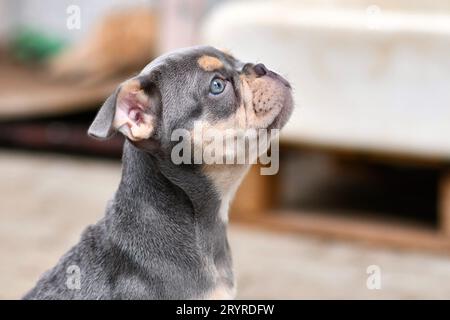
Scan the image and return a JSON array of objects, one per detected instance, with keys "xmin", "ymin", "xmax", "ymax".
[{"xmin": 253, "ymin": 63, "xmax": 268, "ymax": 77}]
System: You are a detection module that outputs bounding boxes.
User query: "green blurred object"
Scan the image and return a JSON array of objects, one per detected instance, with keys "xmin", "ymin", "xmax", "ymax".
[{"xmin": 10, "ymin": 27, "xmax": 67, "ymax": 63}]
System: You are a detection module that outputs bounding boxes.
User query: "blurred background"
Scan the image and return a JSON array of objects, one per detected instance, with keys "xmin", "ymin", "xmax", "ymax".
[{"xmin": 1, "ymin": 0, "xmax": 450, "ymax": 299}]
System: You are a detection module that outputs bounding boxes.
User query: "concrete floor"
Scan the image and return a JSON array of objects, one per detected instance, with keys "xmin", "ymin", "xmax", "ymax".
[{"xmin": 1, "ymin": 150, "xmax": 450, "ymax": 299}]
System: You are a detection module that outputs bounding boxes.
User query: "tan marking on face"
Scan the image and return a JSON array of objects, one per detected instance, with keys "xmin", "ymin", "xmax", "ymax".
[
  {"xmin": 191, "ymin": 117, "xmax": 254, "ymax": 171},
  {"xmin": 198, "ymin": 55, "xmax": 224, "ymax": 71},
  {"xmin": 195, "ymin": 117, "xmax": 251, "ymax": 221},
  {"xmin": 188, "ymin": 71, "xmax": 288, "ymax": 207},
  {"xmin": 239, "ymin": 74, "xmax": 286, "ymax": 129}
]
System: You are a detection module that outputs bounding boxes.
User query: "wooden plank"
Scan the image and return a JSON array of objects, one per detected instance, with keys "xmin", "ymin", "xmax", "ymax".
[
  {"xmin": 439, "ymin": 170, "xmax": 450, "ymax": 236},
  {"xmin": 0, "ymin": 123, "xmax": 124, "ymax": 157},
  {"xmin": 280, "ymin": 139, "xmax": 447, "ymax": 168},
  {"xmin": 231, "ymin": 164, "xmax": 279, "ymax": 218},
  {"xmin": 231, "ymin": 210, "xmax": 450, "ymax": 254},
  {"xmin": 0, "ymin": 60, "xmax": 126, "ymax": 120}
]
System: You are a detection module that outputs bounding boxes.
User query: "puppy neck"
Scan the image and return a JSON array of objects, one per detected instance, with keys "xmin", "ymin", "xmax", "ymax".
[
  {"xmin": 202, "ymin": 164, "xmax": 250, "ymax": 222},
  {"xmin": 116, "ymin": 141, "xmax": 222, "ymax": 221},
  {"xmin": 108, "ymin": 141, "xmax": 235, "ymax": 295}
]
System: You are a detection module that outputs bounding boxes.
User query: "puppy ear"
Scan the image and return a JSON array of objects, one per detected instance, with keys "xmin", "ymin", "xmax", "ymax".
[{"xmin": 88, "ymin": 78, "xmax": 157, "ymax": 141}]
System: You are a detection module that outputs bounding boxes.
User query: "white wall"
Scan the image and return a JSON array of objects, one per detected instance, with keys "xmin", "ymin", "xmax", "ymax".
[{"xmin": 3, "ymin": 0, "xmax": 155, "ymax": 42}]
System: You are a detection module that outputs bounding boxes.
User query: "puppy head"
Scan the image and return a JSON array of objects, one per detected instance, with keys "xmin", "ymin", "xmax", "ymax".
[{"xmin": 88, "ymin": 46, "xmax": 293, "ymax": 158}]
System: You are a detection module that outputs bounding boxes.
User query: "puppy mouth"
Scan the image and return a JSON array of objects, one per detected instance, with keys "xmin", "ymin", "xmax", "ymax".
[
  {"xmin": 267, "ymin": 101, "xmax": 291, "ymax": 131},
  {"xmin": 253, "ymin": 72, "xmax": 293, "ymax": 130},
  {"xmin": 241, "ymin": 64, "xmax": 293, "ymax": 131}
]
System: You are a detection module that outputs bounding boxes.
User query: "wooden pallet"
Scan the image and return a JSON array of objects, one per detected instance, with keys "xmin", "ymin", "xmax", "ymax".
[
  {"xmin": 231, "ymin": 147, "xmax": 450, "ymax": 254},
  {"xmin": 0, "ymin": 58, "xmax": 126, "ymax": 120}
]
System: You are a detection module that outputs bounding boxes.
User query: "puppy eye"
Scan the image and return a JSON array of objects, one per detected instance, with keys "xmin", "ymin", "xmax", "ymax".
[{"xmin": 209, "ymin": 78, "xmax": 226, "ymax": 95}]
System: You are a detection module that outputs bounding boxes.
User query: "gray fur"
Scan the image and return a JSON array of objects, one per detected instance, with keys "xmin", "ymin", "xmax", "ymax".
[
  {"xmin": 23, "ymin": 46, "xmax": 292, "ymax": 300},
  {"xmin": 87, "ymin": 87, "xmax": 119, "ymax": 139}
]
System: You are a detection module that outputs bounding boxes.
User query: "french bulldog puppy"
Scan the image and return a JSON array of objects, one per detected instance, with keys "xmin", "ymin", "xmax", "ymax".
[{"xmin": 24, "ymin": 46, "xmax": 293, "ymax": 299}]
